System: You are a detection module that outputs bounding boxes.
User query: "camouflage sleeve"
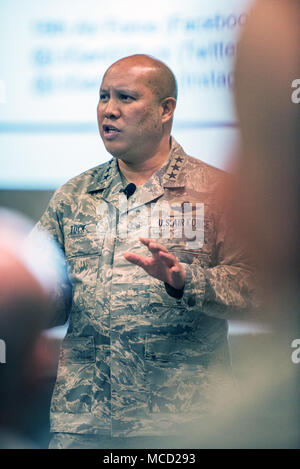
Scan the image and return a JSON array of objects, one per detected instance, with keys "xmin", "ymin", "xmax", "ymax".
[
  {"xmin": 169, "ymin": 208, "xmax": 256, "ymax": 320},
  {"xmin": 182, "ymin": 262, "xmax": 255, "ymax": 320},
  {"xmin": 32, "ymin": 191, "xmax": 72, "ymax": 327},
  {"xmin": 200, "ymin": 212, "xmax": 256, "ymax": 319}
]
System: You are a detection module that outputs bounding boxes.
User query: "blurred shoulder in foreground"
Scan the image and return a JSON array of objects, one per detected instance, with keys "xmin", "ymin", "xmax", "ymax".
[{"xmin": 0, "ymin": 208, "xmax": 67, "ymax": 448}]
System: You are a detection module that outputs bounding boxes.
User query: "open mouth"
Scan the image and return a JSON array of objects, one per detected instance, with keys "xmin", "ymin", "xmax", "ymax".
[{"xmin": 102, "ymin": 124, "xmax": 120, "ymax": 137}]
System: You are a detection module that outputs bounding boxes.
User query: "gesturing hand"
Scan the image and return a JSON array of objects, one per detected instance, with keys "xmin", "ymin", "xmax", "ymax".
[{"xmin": 123, "ymin": 237, "xmax": 185, "ymax": 290}]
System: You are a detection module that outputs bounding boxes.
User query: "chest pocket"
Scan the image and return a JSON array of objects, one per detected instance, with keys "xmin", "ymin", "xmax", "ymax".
[
  {"xmin": 64, "ymin": 222, "xmax": 104, "ymax": 259},
  {"xmin": 64, "ymin": 222, "xmax": 104, "ymax": 313}
]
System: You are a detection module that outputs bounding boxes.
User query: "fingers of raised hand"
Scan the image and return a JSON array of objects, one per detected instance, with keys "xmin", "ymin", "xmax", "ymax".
[
  {"xmin": 139, "ymin": 237, "xmax": 169, "ymax": 254},
  {"xmin": 157, "ymin": 250, "xmax": 177, "ymax": 268},
  {"xmin": 123, "ymin": 252, "xmax": 151, "ymax": 269}
]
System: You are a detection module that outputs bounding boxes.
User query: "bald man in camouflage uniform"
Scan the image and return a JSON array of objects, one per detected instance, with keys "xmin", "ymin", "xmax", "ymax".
[{"xmin": 36, "ymin": 55, "xmax": 254, "ymax": 449}]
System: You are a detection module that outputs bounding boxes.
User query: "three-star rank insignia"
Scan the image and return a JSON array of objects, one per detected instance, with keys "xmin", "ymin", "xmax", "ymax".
[{"xmin": 167, "ymin": 154, "xmax": 183, "ymax": 181}]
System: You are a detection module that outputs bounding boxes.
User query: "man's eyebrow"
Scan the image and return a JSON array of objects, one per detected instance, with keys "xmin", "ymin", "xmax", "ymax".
[
  {"xmin": 117, "ymin": 88, "xmax": 140, "ymax": 97},
  {"xmin": 99, "ymin": 87, "xmax": 140, "ymax": 97}
]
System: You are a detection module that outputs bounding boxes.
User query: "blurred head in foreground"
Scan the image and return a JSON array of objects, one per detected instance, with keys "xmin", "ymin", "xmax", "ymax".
[
  {"xmin": 177, "ymin": 0, "xmax": 299, "ymax": 448},
  {"xmin": 224, "ymin": 0, "xmax": 299, "ymax": 447},
  {"xmin": 0, "ymin": 209, "xmax": 65, "ymax": 447},
  {"xmin": 233, "ymin": 0, "xmax": 300, "ymax": 329}
]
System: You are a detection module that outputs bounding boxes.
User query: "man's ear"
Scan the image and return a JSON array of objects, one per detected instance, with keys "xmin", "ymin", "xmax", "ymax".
[{"xmin": 161, "ymin": 97, "xmax": 176, "ymax": 124}]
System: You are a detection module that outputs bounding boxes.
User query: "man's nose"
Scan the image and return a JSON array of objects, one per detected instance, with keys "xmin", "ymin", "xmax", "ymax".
[{"xmin": 103, "ymin": 98, "xmax": 121, "ymax": 119}]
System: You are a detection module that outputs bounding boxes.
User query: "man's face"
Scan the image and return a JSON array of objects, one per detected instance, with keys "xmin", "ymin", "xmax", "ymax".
[{"xmin": 97, "ymin": 62, "xmax": 164, "ymax": 162}]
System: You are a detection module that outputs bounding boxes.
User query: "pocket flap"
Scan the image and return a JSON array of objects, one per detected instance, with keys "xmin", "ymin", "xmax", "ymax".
[
  {"xmin": 60, "ymin": 336, "xmax": 95, "ymax": 364},
  {"xmin": 145, "ymin": 333, "xmax": 212, "ymax": 364}
]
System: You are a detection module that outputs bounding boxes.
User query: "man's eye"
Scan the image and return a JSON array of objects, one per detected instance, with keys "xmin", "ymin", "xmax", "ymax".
[
  {"xmin": 120, "ymin": 94, "xmax": 133, "ymax": 101},
  {"xmin": 99, "ymin": 94, "xmax": 108, "ymax": 101}
]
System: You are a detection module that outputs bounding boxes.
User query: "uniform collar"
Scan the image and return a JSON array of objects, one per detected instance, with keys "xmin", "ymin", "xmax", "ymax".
[
  {"xmin": 86, "ymin": 157, "xmax": 118, "ymax": 194},
  {"xmin": 162, "ymin": 136, "xmax": 186, "ymax": 189},
  {"xmin": 86, "ymin": 137, "xmax": 187, "ymax": 211}
]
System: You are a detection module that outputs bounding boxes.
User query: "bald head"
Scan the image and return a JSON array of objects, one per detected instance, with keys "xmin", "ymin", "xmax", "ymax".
[
  {"xmin": 98, "ymin": 54, "xmax": 178, "ymax": 162},
  {"xmin": 104, "ymin": 54, "xmax": 178, "ymax": 102}
]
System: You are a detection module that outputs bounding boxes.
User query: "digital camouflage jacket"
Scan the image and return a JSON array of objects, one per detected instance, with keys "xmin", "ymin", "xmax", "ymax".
[{"xmin": 35, "ymin": 138, "xmax": 254, "ymax": 437}]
